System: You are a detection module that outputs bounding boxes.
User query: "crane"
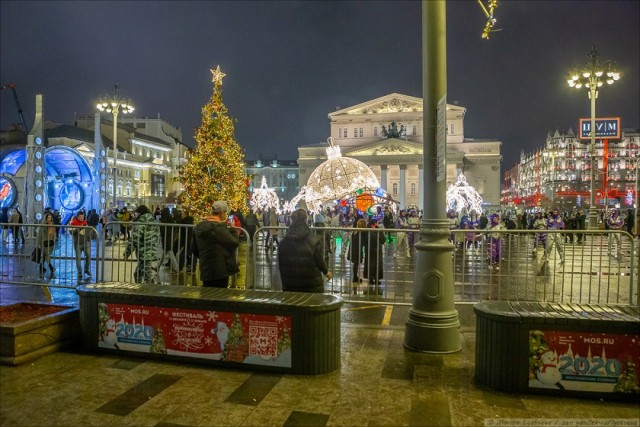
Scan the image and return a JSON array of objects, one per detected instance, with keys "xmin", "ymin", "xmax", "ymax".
[{"xmin": 1, "ymin": 83, "xmax": 29, "ymax": 134}]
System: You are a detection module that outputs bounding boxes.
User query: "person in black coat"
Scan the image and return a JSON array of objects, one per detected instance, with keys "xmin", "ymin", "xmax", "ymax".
[
  {"xmin": 363, "ymin": 218, "xmax": 386, "ymax": 295},
  {"xmin": 625, "ymin": 209, "xmax": 635, "ymax": 236},
  {"xmin": 347, "ymin": 218, "xmax": 367, "ymax": 294},
  {"xmin": 192, "ymin": 201, "xmax": 240, "ymax": 288},
  {"xmin": 158, "ymin": 207, "xmax": 179, "ymax": 273},
  {"xmin": 1, "ymin": 207, "xmax": 9, "ymax": 242},
  {"xmin": 278, "ymin": 209, "xmax": 332, "ymax": 293}
]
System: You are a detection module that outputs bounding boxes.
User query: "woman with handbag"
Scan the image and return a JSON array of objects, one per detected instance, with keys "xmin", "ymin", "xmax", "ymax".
[{"xmin": 36, "ymin": 212, "xmax": 57, "ymax": 279}]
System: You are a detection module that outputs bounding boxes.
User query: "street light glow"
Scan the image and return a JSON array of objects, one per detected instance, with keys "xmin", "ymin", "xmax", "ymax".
[
  {"xmin": 565, "ymin": 46, "xmax": 622, "ymax": 229},
  {"xmin": 96, "ymin": 84, "xmax": 135, "ymax": 208}
]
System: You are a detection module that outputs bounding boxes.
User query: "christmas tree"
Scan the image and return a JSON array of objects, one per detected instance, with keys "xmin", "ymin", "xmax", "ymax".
[
  {"xmin": 179, "ymin": 66, "xmax": 247, "ymax": 220},
  {"xmin": 224, "ymin": 313, "xmax": 247, "ymax": 362},
  {"xmin": 150, "ymin": 326, "xmax": 167, "ymax": 354},
  {"xmin": 277, "ymin": 323, "xmax": 291, "ymax": 355}
]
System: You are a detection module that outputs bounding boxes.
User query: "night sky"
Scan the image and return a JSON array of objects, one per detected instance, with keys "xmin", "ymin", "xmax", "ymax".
[{"xmin": 1, "ymin": 1, "xmax": 638, "ymax": 171}]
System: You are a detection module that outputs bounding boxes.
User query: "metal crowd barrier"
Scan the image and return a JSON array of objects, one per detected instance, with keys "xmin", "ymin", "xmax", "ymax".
[
  {"xmin": 98, "ymin": 221, "xmax": 251, "ymax": 288},
  {"xmin": 0, "ymin": 221, "xmax": 251, "ymax": 295},
  {"xmin": 0, "ymin": 223, "xmax": 100, "ymax": 301},
  {"xmin": 2, "ymin": 222, "xmax": 637, "ymax": 307},
  {"xmin": 252, "ymin": 226, "xmax": 638, "ymax": 306}
]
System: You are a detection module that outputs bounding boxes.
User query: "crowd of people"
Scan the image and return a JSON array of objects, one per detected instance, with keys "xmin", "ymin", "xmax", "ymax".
[{"xmin": 3, "ymin": 202, "xmax": 637, "ymax": 290}]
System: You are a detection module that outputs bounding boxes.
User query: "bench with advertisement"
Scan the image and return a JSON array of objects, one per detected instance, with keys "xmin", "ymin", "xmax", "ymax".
[
  {"xmin": 474, "ymin": 301, "xmax": 640, "ymax": 401},
  {"xmin": 77, "ymin": 283, "xmax": 342, "ymax": 375}
]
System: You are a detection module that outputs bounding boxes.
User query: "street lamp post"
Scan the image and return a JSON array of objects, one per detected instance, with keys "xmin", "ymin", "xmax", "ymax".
[
  {"xmin": 567, "ymin": 47, "xmax": 620, "ymax": 229},
  {"xmin": 97, "ymin": 85, "xmax": 135, "ymax": 208}
]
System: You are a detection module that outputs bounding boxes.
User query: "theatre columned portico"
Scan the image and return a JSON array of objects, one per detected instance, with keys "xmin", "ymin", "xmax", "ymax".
[{"xmin": 297, "ymin": 93, "xmax": 502, "ymax": 211}]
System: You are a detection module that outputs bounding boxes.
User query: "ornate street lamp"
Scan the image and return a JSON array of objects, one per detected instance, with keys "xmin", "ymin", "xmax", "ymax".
[
  {"xmin": 96, "ymin": 84, "xmax": 135, "ymax": 208},
  {"xmin": 567, "ymin": 47, "xmax": 621, "ymax": 229}
]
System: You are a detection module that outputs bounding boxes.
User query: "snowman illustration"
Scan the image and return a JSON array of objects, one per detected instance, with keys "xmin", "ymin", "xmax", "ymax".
[
  {"xmin": 101, "ymin": 318, "xmax": 119, "ymax": 349},
  {"xmin": 536, "ymin": 350, "xmax": 564, "ymax": 389}
]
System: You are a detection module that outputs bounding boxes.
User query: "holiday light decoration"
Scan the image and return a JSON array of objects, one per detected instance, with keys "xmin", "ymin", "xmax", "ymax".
[
  {"xmin": 178, "ymin": 66, "xmax": 247, "ymax": 220},
  {"xmin": 446, "ymin": 173, "xmax": 484, "ymax": 214},
  {"xmin": 293, "ymin": 138, "xmax": 380, "ymax": 212},
  {"xmin": 250, "ymin": 176, "xmax": 280, "ymax": 211}
]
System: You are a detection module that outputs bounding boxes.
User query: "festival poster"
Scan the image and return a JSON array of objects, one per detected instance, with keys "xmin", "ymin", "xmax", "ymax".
[
  {"xmin": 528, "ymin": 329, "xmax": 640, "ymax": 393},
  {"xmin": 97, "ymin": 303, "xmax": 292, "ymax": 368}
]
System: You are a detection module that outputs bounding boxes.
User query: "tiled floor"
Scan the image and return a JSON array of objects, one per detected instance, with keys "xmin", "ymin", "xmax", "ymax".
[{"xmin": 1, "ymin": 322, "xmax": 638, "ymax": 427}]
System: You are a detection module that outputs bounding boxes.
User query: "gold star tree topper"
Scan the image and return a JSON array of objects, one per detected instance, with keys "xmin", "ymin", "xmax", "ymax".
[{"xmin": 210, "ymin": 66, "xmax": 226, "ymax": 84}]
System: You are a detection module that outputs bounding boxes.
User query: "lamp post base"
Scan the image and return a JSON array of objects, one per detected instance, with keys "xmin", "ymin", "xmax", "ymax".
[
  {"xmin": 404, "ymin": 219, "xmax": 461, "ymax": 354},
  {"xmin": 404, "ymin": 308, "xmax": 461, "ymax": 354}
]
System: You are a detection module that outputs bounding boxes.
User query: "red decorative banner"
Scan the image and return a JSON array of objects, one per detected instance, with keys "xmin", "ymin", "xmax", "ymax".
[
  {"xmin": 97, "ymin": 303, "xmax": 292, "ymax": 368},
  {"xmin": 528, "ymin": 329, "xmax": 640, "ymax": 393}
]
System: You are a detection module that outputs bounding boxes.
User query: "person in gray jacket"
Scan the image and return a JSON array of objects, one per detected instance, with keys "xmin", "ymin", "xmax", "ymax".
[{"xmin": 192, "ymin": 201, "xmax": 240, "ymax": 288}]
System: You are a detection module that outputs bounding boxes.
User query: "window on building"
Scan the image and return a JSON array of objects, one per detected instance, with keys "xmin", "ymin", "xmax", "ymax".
[
  {"xmin": 450, "ymin": 124, "xmax": 455, "ymax": 135},
  {"xmin": 392, "ymin": 183, "xmax": 398, "ymax": 195},
  {"xmin": 410, "ymin": 183, "xmax": 416, "ymax": 195},
  {"xmin": 125, "ymin": 183, "xmax": 132, "ymax": 197},
  {"xmin": 151, "ymin": 174, "xmax": 165, "ymax": 197},
  {"xmin": 374, "ymin": 127, "xmax": 378, "ymax": 137},
  {"xmin": 412, "ymin": 125, "xmax": 417, "ymax": 136},
  {"xmin": 359, "ymin": 128, "xmax": 363, "ymax": 137},
  {"xmin": 117, "ymin": 181, "xmax": 123, "ymax": 197},
  {"xmin": 353, "ymin": 128, "xmax": 358, "ymax": 138}
]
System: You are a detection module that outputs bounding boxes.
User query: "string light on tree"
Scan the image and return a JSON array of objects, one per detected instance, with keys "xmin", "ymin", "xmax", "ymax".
[
  {"xmin": 178, "ymin": 66, "xmax": 247, "ymax": 220},
  {"xmin": 446, "ymin": 173, "xmax": 484, "ymax": 214}
]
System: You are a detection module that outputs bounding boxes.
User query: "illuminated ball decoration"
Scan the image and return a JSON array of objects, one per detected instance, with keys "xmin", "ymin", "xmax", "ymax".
[{"xmin": 301, "ymin": 138, "xmax": 380, "ymax": 212}]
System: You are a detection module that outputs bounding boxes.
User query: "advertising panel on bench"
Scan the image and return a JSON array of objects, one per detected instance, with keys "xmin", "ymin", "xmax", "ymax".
[
  {"xmin": 97, "ymin": 303, "xmax": 292, "ymax": 368},
  {"xmin": 528, "ymin": 330, "xmax": 640, "ymax": 394}
]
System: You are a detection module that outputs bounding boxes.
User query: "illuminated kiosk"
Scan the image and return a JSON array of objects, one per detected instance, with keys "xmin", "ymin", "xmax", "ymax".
[
  {"xmin": 0, "ymin": 146, "xmax": 95, "ymax": 223},
  {"xmin": 290, "ymin": 138, "xmax": 382, "ymax": 212}
]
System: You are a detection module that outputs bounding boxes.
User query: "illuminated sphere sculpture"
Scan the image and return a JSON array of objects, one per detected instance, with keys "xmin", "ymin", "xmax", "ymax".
[{"xmin": 301, "ymin": 138, "xmax": 380, "ymax": 212}]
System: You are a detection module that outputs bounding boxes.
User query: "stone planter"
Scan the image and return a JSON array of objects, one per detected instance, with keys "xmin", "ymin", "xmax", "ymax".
[{"xmin": 0, "ymin": 303, "xmax": 80, "ymax": 365}]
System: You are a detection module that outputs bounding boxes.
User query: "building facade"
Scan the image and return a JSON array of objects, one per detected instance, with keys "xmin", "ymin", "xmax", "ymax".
[
  {"xmin": 297, "ymin": 93, "xmax": 503, "ymax": 210},
  {"xmin": 245, "ymin": 159, "xmax": 300, "ymax": 205},
  {"xmin": 502, "ymin": 128, "xmax": 639, "ymax": 211},
  {"xmin": 0, "ymin": 113, "xmax": 187, "ymax": 222}
]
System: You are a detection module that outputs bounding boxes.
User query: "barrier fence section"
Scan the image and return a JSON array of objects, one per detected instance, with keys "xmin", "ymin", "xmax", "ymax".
[
  {"xmin": 1, "ymin": 222, "xmax": 637, "ymax": 307},
  {"xmin": 0, "ymin": 223, "xmax": 100, "ymax": 300},
  {"xmin": 97, "ymin": 221, "xmax": 251, "ymax": 288},
  {"xmin": 0, "ymin": 222, "xmax": 251, "ymax": 294},
  {"xmin": 252, "ymin": 226, "xmax": 638, "ymax": 306}
]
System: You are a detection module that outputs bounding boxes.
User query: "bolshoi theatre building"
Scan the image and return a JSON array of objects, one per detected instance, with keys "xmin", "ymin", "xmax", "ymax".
[{"xmin": 296, "ymin": 93, "xmax": 503, "ymax": 211}]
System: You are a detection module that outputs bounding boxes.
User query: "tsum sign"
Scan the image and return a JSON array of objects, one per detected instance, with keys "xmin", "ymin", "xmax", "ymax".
[{"xmin": 579, "ymin": 117, "xmax": 621, "ymax": 139}]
